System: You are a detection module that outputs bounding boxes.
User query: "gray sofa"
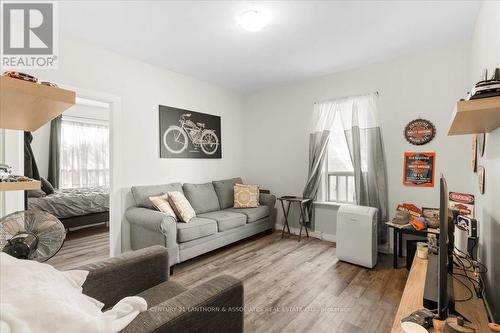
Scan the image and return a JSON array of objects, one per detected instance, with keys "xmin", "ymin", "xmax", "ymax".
[
  {"xmin": 79, "ymin": 246, "xmax": 243, "ymax": 332},
  {"xmin": 125, "ymin": 177, "xmax": 277, "ymax": 269}
]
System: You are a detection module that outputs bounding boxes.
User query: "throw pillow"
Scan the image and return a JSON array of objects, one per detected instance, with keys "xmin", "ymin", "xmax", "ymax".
[
  {"xmin": 234, "ymin": 184, "xmax": 259, "ymax": 208},
  {"xmin": 167, "ymin": 191, "xmax": 196, "ymax": 222},
  {"xmin": 0, "ymin": 253, "xmax": 147, "ymax": 333},
  {"xmin": 149, "ymin": 194, "xmax": 178, "ymax": 220},
  {"xmin": 40, "ymin": 177, "xmax": 55, "ymax": 195}
]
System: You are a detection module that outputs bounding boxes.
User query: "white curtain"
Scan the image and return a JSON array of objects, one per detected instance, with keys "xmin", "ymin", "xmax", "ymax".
[
  {"xmin": 59, "ymin": 118, "xmax": 110, "ymax": 189},
  {"xmin": 311, "ymin": 93, "xmax": 389, "ymax": 244}
]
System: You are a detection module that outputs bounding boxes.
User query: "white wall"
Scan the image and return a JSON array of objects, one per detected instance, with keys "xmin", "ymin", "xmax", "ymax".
[
  {"xmin": 0, "ymin": 130, "xmax": 24, "ymax": 215},
  {"xmin": 23, "ymin": 37, "xmax": 245, "ymax": 255},
  {"xmin": 469, "ymin": 1, "xmax": 500, "ymax": 322},
  {"xmin": 244, "ymin": 43, "xmax": 473, "ymax": 236}
]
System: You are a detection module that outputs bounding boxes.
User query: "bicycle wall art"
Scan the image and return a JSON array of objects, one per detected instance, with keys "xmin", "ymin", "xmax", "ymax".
[{"xmin": 159, "ymin": 105, "xmax": 222, "ymax": 159}]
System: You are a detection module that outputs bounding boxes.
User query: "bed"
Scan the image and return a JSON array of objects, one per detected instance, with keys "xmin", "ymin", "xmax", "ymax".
[{"xmin": 27, "ymin": 187, "xmax": 109, "ymax": 230}]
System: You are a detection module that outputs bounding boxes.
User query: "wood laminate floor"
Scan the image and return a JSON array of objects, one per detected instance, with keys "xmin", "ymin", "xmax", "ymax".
[
  {"xmin": 49, "ymin": 228, "xmax": 408, "ymax": 333},
  {"xmin": 47, "ymin": 224, "xmax": 110, "ymax": 270}
]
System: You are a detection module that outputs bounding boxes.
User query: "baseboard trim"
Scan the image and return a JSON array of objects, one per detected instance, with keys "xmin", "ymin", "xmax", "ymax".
[{"xmin": 275, "ymin": 224, "xmax": 336, "ymax": 243}]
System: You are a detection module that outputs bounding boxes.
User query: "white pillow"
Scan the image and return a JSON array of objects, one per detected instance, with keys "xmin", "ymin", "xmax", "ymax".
[
  {"xmin": 167, "ymin": 191, "xmax": 196, "ymax": 222},
  {"xmin": 0, "ymin": 253, "xmax": 147, "ymax": 333},
  {"xmin": 149, "ymin": 193, "xmax": 178, "ymax": 221}
]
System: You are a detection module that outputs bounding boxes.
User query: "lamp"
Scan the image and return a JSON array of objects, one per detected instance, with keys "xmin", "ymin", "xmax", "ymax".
[{"xmin": 237, "ymin": 9, "xmax": 270, "ymax": 32}]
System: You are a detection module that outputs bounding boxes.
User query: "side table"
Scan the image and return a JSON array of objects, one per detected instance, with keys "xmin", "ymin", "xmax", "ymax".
[{"xmin": 277, "ymin": 196, "xmax": 312, "ymax": 241}]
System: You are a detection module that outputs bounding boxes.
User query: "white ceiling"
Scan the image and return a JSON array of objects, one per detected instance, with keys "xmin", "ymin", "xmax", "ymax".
[{"xmin": 60, "ymin": 1, "xmax": 480, "ymax": 93}]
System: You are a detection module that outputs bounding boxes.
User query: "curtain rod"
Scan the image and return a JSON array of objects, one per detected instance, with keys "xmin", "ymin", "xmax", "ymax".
[{"xmin": 314, "ymin": 91, "xmax": 379, "ymax": 105}]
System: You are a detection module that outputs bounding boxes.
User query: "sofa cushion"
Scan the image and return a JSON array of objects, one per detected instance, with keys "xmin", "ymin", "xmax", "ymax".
[
  {"xmin": 137, "ymin": 280, "xmax": 187, "ymax": 307},
  {"xmin": 131, "ymin": 183, "xmax": 183, "ymax": 209},
  {"xmin": 225, "ymin": 206, "xmax": 270, "ymax": 223},
  {"xmin": 182, "ymin": 183, "xmax": 221, "ymax": 214},
  {"xmin": 176, "ymin": 217, "xmax": 217, "ymax": 243},
  {"xmin": 212, "ymin": 177, "xmax": 243, "ymax": 209},
  {"xmin": 198, "ymin": 210, "xmax": 247, "ymax": 232}
]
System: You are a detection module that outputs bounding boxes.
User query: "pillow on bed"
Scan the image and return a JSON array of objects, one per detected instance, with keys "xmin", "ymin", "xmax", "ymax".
[
  {"xmin": 40, "ymin": 177, "xmax": 55, "ymax": 195},
  {"xmin": 27, "ymin": 189, "xmax": 46, "ymax": 198},
  {"xmin": 149, "ymin": 194, "xmax": 177, "ymax": 221}
]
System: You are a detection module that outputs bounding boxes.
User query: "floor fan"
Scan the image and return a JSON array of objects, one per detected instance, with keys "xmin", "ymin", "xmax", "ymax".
[{"xmin": 0, "ymin": 210, "xmax": 66, "ymax": 262}]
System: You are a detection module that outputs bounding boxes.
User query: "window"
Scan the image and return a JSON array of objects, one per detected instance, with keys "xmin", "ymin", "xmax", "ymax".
[
  {"xmin": 59, "ymin": 117, "xmax": 109, "ymax": 188},
  {"xmin": 327, "ymin": 113, "xmax": 356, "ymax": 204}
]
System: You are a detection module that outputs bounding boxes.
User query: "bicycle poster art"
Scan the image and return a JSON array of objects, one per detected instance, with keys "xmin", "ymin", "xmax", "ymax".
[{"xmin": 159, "ymin": 105, "xmax": 222, "ymax": 158}]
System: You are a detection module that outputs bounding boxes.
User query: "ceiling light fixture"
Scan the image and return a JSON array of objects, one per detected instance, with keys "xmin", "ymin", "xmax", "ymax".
[{"xmin": 237, "ymin": 9, "xmax": 270, "ymax": 32}]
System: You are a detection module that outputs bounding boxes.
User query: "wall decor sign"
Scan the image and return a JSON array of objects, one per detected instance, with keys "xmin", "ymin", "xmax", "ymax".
[
  {"xmin": 478, "ymin": 166, "xmax": 485, "ymax": 194},
  {"xmin": 159, "ymin": 105, "xmax": 221, "ymax": 159},
  {"xmin": 449, "ymin": 192, "xmax": 475, "ymax": 218},
  {"xmin": 404, "ymin": 119, "xmax": 436, "ymax": 145},
  {"xmin": 403, "ymin": 152, "xmax": 435, "ymax": 187},
  {"xmin": 472, "ymin": 135, "xmax": 478, "ymax": 172},
  {"xmin": 477, "ymin": 133, "xmax": 485, "ymax": 157}
]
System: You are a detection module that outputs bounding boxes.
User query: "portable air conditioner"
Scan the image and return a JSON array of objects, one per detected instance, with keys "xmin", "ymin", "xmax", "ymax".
[{"xmin": 336, "ymin": 205, "xmax": 378, "ymax": 268}]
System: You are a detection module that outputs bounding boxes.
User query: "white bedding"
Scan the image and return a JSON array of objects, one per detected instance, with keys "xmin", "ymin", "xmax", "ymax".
[{"xmin": 0, "ymin": 253, "xmax": 146, "ymax": 333}]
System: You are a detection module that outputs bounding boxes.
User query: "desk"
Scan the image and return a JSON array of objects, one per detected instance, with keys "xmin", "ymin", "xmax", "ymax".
[
  {"xmin": 386, "ymin": 222, "xmax": 439, "ymax": 268},
  {"xmin": 391, "ymin": 256, "xmax": 490, "ymax": 333},
  {"xmin": 277, "ymin": 197, "xmax": 311, "ymax": 241}
]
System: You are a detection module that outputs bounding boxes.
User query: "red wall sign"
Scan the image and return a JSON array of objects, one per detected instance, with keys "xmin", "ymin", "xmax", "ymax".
[{"xmin": 403, "ymin": 152, "xmax": 436, "ymax": 187}]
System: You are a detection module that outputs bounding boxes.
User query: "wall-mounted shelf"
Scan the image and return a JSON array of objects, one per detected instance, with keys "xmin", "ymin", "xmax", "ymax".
[
  {"xmin": 0, "ymin": 180, "xmax": 41, "ymax": 192},
  {"xmin": 0, "ymin": 76, "xmax": 76, "ymax": 131},
  {"xmin": 448, "ymin": 96, "xmax": 500, "ymax": 135}
]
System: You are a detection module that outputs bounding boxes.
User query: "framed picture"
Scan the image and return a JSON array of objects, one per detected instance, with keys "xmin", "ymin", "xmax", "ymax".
[
  {"xmin": 159, "ymin": 105, "xmax": 222, "ymax": 159},
  {"xmin": 422, "ymin": 207, "xmax": 439, "ymax": 228},
  {"xmin": 403, "ymin": 152, "xmax": 435, "ymax": 187},
  {"xmin": 472, "ymin": 135, "xmax": 477, "ymax": 172}
]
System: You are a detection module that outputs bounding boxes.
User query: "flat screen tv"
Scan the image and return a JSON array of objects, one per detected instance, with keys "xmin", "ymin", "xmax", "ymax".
[{"xmin": 437, "ymin": 175, "xmax": 455, "ymax": 319}]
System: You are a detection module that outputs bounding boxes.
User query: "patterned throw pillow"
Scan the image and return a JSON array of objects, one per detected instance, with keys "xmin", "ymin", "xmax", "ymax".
[
  {"xmin": 167, "ymin": 191, "xmax": 196, "ymax": 223},
  {"xmin": 149, "ymin": 194, "xmax": 177, "ymax": 221},
  {"xmin": 233, "ymin": 184, "xmax": 259, "ymax": 208}
]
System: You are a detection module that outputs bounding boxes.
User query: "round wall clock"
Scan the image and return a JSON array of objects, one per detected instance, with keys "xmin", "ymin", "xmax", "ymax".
[{"xmin": 404, "ymin": 119, "xmax": 436, "ymax": 145}]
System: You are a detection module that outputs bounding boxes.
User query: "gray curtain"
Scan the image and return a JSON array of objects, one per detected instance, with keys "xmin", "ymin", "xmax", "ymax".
[
  {"xmin": 47, "ymin": 116, "xmax": 62, "ymax": 188},
  {"xmin": 345, "ymin": 126, "xmax": 389, "ymax": 244},
  {"xmin": 302, "ymin": 130, "xmax": 330, "ymax": 222}
]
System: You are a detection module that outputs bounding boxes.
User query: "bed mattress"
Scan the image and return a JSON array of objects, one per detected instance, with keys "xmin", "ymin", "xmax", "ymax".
[{"xmin": 28, "ymin": 187, "xmax": 109, "ymax": 219}]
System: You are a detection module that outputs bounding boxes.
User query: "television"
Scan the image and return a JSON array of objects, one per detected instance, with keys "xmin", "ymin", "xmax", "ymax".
[
  {"xmin": 423, "ymin": 175, "xmax": 455, "ymax": 319},
  {"xmin": 437, "ymin": 175, "xmax": 455, "ymax": 319}
]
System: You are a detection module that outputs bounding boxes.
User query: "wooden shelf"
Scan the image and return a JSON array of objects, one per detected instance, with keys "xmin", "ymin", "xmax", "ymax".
[
  {"xmin": 0, "ymin": 180, "xmax": 41, "ymax": 192},
  {"xmin": 448, "ymin": 96, "xmax": 500, "ymax": 135},
  {"xmin": 0, "ymin": 76, "xmax": 75, "ymax": 131}
]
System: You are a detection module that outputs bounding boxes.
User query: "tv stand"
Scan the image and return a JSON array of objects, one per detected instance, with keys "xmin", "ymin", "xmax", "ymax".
[{"xmin": 391, "ymin": 255, "xmax": 489, "ymax": 332}]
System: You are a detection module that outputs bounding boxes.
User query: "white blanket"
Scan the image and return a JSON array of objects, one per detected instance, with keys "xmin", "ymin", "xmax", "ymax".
[{"xmin": 0, "ymin": 253, "xmax": 147, "ymax": 333}]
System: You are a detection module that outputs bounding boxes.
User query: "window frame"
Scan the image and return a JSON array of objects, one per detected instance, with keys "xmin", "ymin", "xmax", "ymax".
[{"xmin": 327, "ymin": 171, "xmax": 356, "ymax": 204}]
